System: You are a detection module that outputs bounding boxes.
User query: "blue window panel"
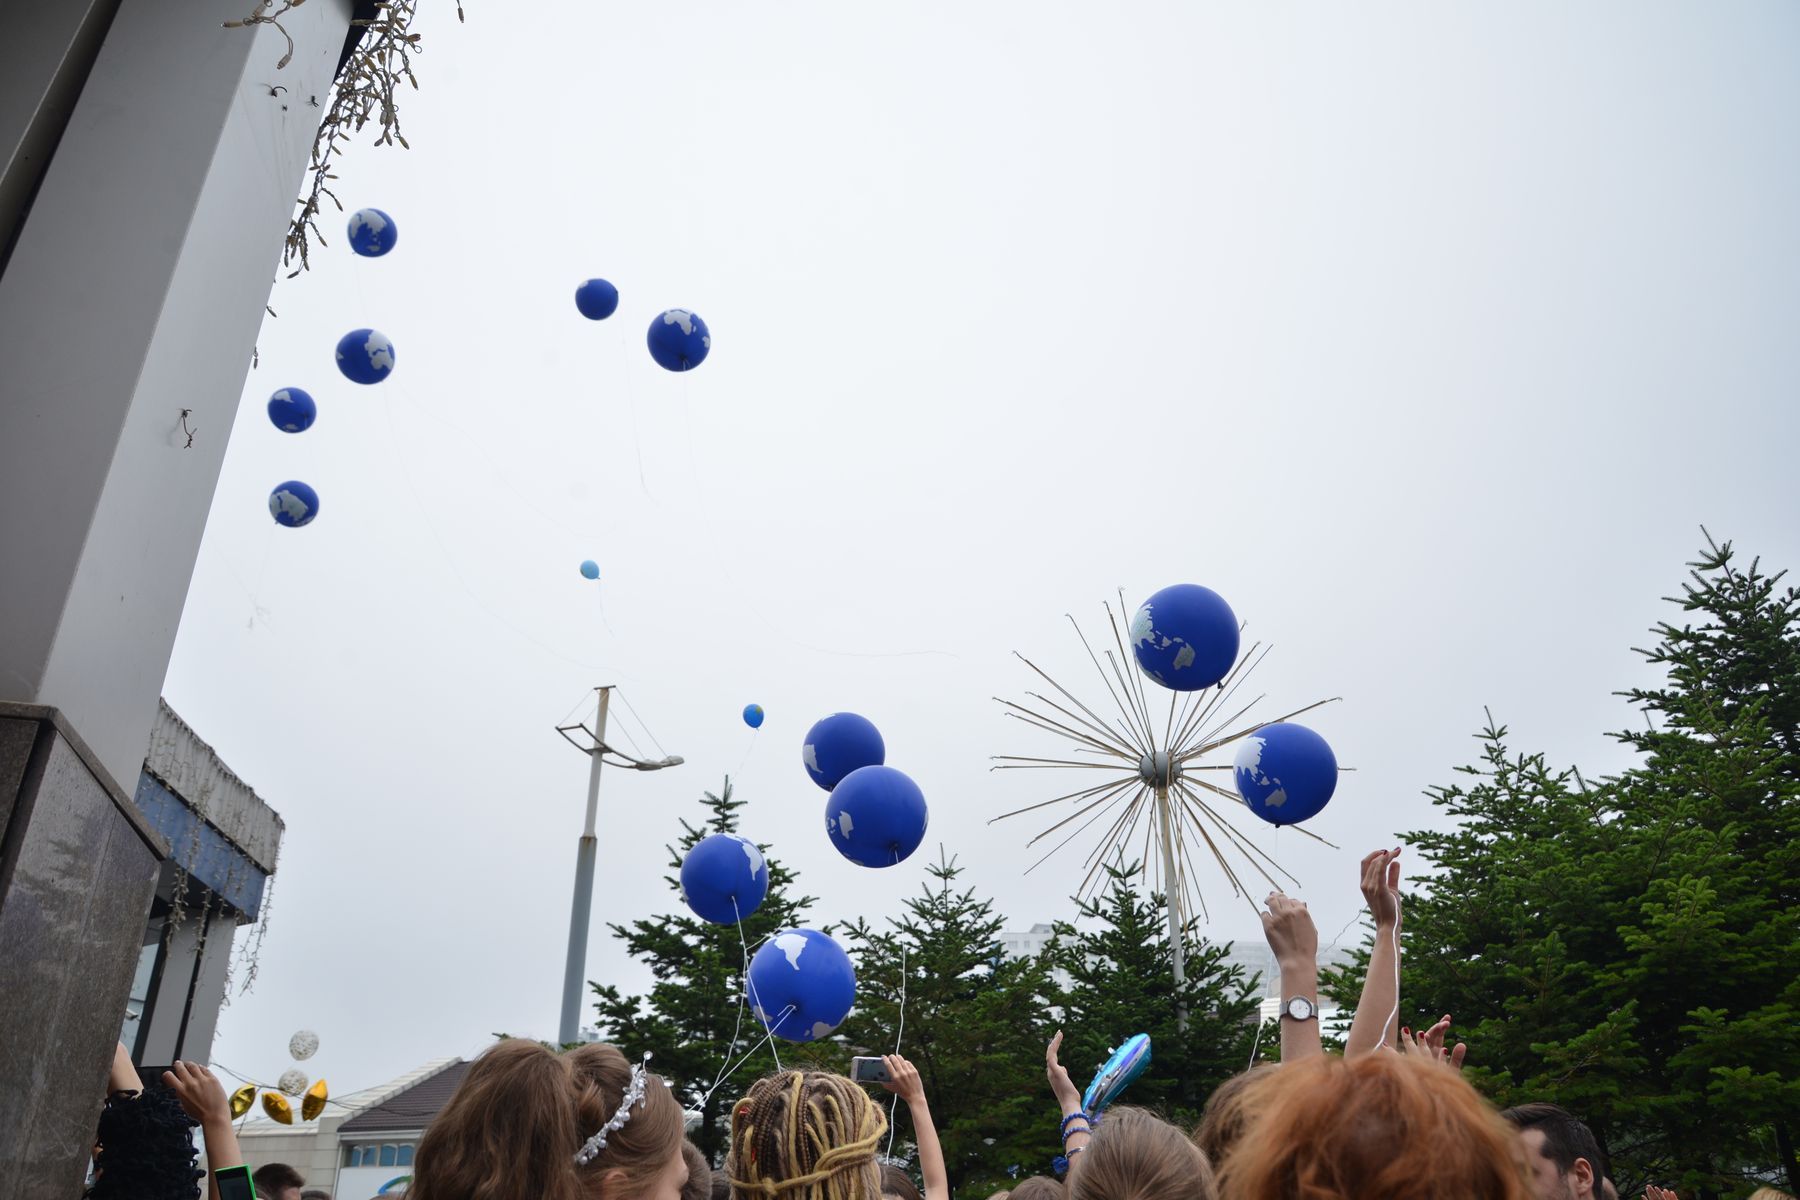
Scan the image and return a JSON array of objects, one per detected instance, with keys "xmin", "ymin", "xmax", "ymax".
[{"xmin": 132, "ymin": 771, "xmax": 269, "ymax": 918}]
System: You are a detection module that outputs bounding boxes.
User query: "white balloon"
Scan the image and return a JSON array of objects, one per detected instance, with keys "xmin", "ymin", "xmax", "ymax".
[
  {"xmin": 289, "ymin": 1030, "xmax": 320, "ymax": 1061},
  {"xmin": 278, "ymin": 1069, "xmax": 309, "ymax": 1097}
]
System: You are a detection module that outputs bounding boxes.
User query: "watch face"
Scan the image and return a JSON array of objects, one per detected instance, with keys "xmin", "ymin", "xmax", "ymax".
[{"xmin": 1287, "ymin": 996, "xmax": 1315, "ymax": 1021}]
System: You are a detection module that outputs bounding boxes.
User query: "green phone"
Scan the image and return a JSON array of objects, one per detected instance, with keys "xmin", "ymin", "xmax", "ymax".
[{"xmin": 214, "ymin": 1165, "xmax": 257, "ymax": 1200}]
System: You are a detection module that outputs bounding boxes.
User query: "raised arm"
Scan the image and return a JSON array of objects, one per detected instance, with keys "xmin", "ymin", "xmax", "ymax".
[
  {"xmin": 165, "ymin": 1060, "xmax": 241, "ymax": 1200},
  {"xmin": 1045, "ymin": 1031, "xmax": 1091, "ymax": 1168},
  {"xmin": 108, "ymin": 1041, "xmax": 144, "ymax": 1095},
  {"xmin": 883, "ymin": 1055, "xmax": 948, "ymax": 1200},
  {"xmin": 1344, "ymin": 848, "xmax": 1403, "ymax": 1058},
  {"xmin": 1261, "ymin": 892, "xmax": 1322, "ymax": 1062}
]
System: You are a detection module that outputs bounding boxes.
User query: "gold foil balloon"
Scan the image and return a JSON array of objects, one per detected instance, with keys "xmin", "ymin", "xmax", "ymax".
[
  {"xmin": 229, "ymin": 1085, "xmax": 258, "ymax": 1119},
  {"xmin": 261, "ymin": 1091, "xmax": 294, "ymax": 1125},
  {"xmin": 302, "ymin": 1078, "xmax": 329, "ymax": 1121}
]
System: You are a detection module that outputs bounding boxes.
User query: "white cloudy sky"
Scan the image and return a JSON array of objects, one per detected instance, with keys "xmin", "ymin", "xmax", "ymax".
[{"xmin": 167, "ymin": 1, "xmax": 1800, "ymax": 1095}]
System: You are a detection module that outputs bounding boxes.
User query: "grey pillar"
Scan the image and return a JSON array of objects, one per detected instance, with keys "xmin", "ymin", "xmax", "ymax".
[{"xmin": 0, "ymin": 1, "xmax": 352, "ymax": 1193}]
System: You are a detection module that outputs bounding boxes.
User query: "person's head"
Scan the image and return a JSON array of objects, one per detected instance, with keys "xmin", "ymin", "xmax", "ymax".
[
  {"xmin": 410, "ymin": 1040, "xmax": 687, "ymax": 1200},
  {"xmin": 1217, "ymin": 1055, "xmax": 1533, "ymax": 1200},
  {"xmin": 253, "ymin": 1163, "xmax": 307, "ymax": 1200},
  {"xmin": 1748, "ymin": 1190, "xmax": 1798, "ymax": 1200},
  {"xmin": 880, "ymin": 1165, "xmax": 922, "ymax": 1200},
  {"xmin": 300, "ymin": 1191, "xmax": 334, "ymax": 1200},
  {"xmin": 1501, "ymin": 1103, "xmax": 1607, "ymax": 1200},
  {"xmin": 682, "ymin": 1143, "xmax": 713, "ymax": 1200},
  {"xmin": 726, "ymin": 1071, "xmax": 887, "ymax": 1200},
  {"xmin": 1192, "ymin": 1068, "xmax": 1276, "ymax": 1166},
  {"xmin": 1068, "ymin": 1106, "xmax": 1215, "ymax": 1200},
  {"xmin": 712, "ymin": 1168, "xmax": 735, "ymax": 1200},
  {"xmin": 1009, "ymin": 1177, "xmax": 1066, "ymax": 1200}
]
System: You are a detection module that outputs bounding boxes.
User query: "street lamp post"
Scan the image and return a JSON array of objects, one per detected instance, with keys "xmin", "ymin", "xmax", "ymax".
[{"xmin": 556, "ymin": 686, "xmax": 682, "ymax": 1046}]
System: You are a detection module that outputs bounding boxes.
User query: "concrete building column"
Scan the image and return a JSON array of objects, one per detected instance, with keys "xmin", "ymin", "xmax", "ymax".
[{"xmin": 0, "ymin": 1, "xmax": 351, "ymax": 1193}]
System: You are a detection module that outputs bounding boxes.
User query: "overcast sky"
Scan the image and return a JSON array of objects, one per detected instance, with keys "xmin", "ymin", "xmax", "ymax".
[{"xmin": 166, "ymin": 1, "xmax": 1800, "ymax": 1098}]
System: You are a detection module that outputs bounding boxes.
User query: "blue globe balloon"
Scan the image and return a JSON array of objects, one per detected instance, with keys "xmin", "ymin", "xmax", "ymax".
[
  {"xmin": 825, "ymin": 765, "xmax": 928, "ymax": 868},
  {"xmin": 1234, "ymin": 722, "xmax": 1338, "ymax": 826},
  {"xmin": 576, "ymin": 279, "xmax": 620, "ymax": 320},
  {"xmin": 679, "ymin": 833, "xmax": 769, "ymax": 925},
  {"xmin": 269, "ymin": 481, "xmax": 320, "ymax": 528},
  {"xmin": 1130, "ymin": 584, "xmax": 1240, "ymax": 691},
  {"xmin": 267, "ymin": 387, "xmax": 317, "ymax": 433},
  {"xmin": 746, "ymin": 928, "xmax": 856, "ymax": 1043},
  {"xmin": 336, "ymin": 328, "xmax": 395, "ymax": 385},
  {"xmin": 802, "ymin": 712, "xmax": 885, "ymax": 791},
  {"xmin": 646, "ymin": 309, "xmax": 711, "ymax": 372},
  {"xmin": 346, "ymin": 208, "xmax": 397, "ymax": 257},
  {"xmin": 743, "ymin": 704, "xmax": 765, "ymax": 730},
  {"xmin": 579, "ymin": 560, "xmax": 600, "ymax": 580}
]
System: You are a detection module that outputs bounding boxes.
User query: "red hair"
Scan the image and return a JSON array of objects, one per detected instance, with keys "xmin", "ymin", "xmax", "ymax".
[{"xmin": 1215, "ymin": 1055, "xmax": 1533, "ymax": 1200}]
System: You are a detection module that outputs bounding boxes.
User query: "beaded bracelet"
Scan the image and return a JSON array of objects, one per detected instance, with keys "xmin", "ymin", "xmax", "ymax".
[{"xmin": 1060, "ymin": 1113, "xmax": 1093, "ymax": 1138}]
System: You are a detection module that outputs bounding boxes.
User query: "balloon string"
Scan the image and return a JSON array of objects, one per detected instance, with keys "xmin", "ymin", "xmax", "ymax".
[
  {"xmin": 734, "ymin": 899, "xmax": 781, "ymax": 1073},
  {"xmin": 705, "ymin": 902, "xmax": 754, "ymax": 1101},
  {"xmin": 699, "ymin": 1004, "xmax": 796, "ymax": 1110},
  {"xmin": 733, "ymin": 729, "xmax": 758, "ymax": 779},
  {"xmin": 885, "ymin": 866, "xmax": 908, "ymax": 1160}
]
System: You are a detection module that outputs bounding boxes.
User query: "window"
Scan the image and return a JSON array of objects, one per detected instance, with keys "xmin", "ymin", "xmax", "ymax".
[
  {"xmin": 397, "ymin": 1145, "xmax": 415, "ymax": 1167},
  {"xmin": 380, "ymin": 1144, "xmax": 398, "ymax": 1167}
]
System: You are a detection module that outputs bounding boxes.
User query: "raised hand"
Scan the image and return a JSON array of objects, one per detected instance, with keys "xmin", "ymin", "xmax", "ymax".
[
  {"xmin": 881, "ymin": 1054, "xmax": 926, "ymax": 1105},
  {"xmin": 1360, "ymin": 847, "xmax": 1403, "ymax": 931},
  {"xmin": 1260, "ymin": 892, "xmax": 1319, "ymax": 968},
  {"xmin": 1398, "ymin": 1015, "xmax": 1468, "ymax": 1070},
  {"xmin": 1046, "ymin": 1031, "xmax": 1083, "ymax": 1114},
  {"xmin": 163, "ymin": 1060, "xmax": 231, "ymax": 1128}
]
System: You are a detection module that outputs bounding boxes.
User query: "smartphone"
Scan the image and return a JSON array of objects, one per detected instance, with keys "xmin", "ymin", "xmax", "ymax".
[
  {"xmin": 215, "ymin": 1165, "xmax": 257, "ymax": 1200},
  {"xmin": 850, "ymin": 1056, "xmax": 890, "ymax": 1084}
]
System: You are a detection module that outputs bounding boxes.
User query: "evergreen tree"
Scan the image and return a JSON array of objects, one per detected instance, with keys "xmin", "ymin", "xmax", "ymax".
[
  {"xmin": 591, "ymin": 777, "xmax": 818, "ymax": 1163},
  {"xmin": 840, "ymin": 851, "xmax": 1054, "ymax": 1197},
  {"xmin": 1324, "ymin": 535, "xmax": 1799, "ymax": 1199},
  {"xmin": 1044, "ymin": 861, "xmax": 1261, "ymax": 1130}
]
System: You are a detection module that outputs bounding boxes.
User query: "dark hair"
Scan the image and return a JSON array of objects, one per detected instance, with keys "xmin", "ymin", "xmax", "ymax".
[
  {"xmin": 254, "ymin": 1163, "xmax": 306, "ymax": 1193},
  {"xmin": 713, "ymin": 1167, "xmax": 736, "ymax": 1200},
  {"xmin": 1069, "ymin": 1106, "xmax": 1215, "ymax": 1200},
  {"xmin": 881, "ymin": 1165, "xmax": 922, "ymax": 1200},
  {"xmin": 86, "ymin": 1087, "xmax": 204, "ymax": 1200},
  {"xmin": 1009, "ymin": 1177, "xmax": 1066, "ymax": 1200},
  {"xmin": 683, "ymin": 1142, "xmax": 714, "ymax": 1200},
  {"xmin": 1501, "ymin": 1103, "xmax": 1609, "ymax": 1190},
  {"xmin": 300, "ymin": 1191, "xmax": 334, "ymax": 1200}
]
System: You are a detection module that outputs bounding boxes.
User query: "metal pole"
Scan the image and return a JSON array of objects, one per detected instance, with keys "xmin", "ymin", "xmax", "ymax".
[
  {"xmin": 1155, "ymin": 785, "xmax": 1189, "ymax": 1029},
  {"xmin": 559, "ymin": 686, "xmax": 612, "ymax": 1046}
]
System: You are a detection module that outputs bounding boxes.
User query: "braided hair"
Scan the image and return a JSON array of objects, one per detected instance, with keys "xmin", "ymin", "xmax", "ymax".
[
  {"xmin": 86, "ymin": 1086, "xmax": 204, "ymax": 1200},
  {"xmin": 727, "ymin": 1072, "xmax": 886, "ymax": 1200}
]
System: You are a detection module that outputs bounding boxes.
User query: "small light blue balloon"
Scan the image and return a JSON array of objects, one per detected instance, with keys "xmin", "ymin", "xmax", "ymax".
[
  {"xmin": 743, "ymin": 704, "xmax": 765, "ymax": 730},
  {"xmin": 579, "ymin": 560, "xmax": 600, "ymax": 580}
]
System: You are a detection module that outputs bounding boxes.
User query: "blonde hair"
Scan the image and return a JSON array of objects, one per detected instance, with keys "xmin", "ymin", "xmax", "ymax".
[
  {"xmin": 410, "ymin": 1040, "xmax": 685, "ymax": 1200},
  {"xmin": 727, "ymin": 1071, "xmax": 886, "ymax": 1200},
  {"xmin": 1192, "ymin": 1068, "xmax": 1277, "ymax": 1165},
  {"xmin": 1216, "ymin": 1055, "xmax": 1532, "ymax": 1200},
  {"xmin": 1068, "ymin": 1106, "xmax": 1215, "ymax": 1200},
  {"xmin": 1748, "ymin": 1190, "xmax": 1797, "ymax": 1200}
]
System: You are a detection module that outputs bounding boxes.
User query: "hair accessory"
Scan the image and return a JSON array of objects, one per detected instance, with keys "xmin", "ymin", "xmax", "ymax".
[{"xmin": 574, "ymin": 1052, "xmax": 653, "ymax": 1167}]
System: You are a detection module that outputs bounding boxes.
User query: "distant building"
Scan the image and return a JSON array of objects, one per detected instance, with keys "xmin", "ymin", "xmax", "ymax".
[
  {"xmin": 233, "ymin": 1058, "xmax": 468, "ymax": 1200},
  {"xmin": 998, "ymin": 923, "xmax": 1074, "ymax": 990},
  {"xmin": 125, "ymin": 700, "xmax": 283, "ymax": 1068}
]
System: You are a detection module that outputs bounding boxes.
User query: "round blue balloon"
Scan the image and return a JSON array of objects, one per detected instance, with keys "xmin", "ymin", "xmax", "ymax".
[
  {"xmin": 346, "ymin": 208, "xmax": 397, "ymax": 257},
  {"xmin": 579, "ymin": 560, "xmax": 600, "ymax": 580},
  {"xmin": 335, "ymin": 328, "xmax": 395, "ymax": 385},
  {"xmin": 746, "ymin": 928, "xmax": 856, "ymax": 1044},
  {"xmin": 269, "ymin": 480, "xmax": 320, "ymax": 528},
  {"xmin": 267, "ymin": 387, "xmax": 316, "ymax": 433},
  {"xmin": 646, "ymin": 309, "xmax": 711, "ymax": 372},
  {"xmin": 1130, "ymin": 584, "xmax": 1240, "ymax": 691},
  {"xmin": 1234, "ymin": 722, "xmax": 1338, "ymax": 826},
  {"xmin": 743, "ymin": 704, "xmax": 765, "ymax": 730},
  {"xmin": 802, "ymin": 712, "xmax": 885, "ymax": 791},
  {"xmin": 825, "ymin": 765, "xmax": 928, "ymax": 868},
  {"xmin": 576, "ymin": 279, "xmax": 620, "ymax": 321},
  {"xmin": 679, "ymin": 833, "xmax": 769, "ymax": 925}
]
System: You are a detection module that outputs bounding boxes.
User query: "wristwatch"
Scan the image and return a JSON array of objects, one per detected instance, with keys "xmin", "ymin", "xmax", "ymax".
[{"xmin": 1280, "ymin": 996, "xmax": 1317, "ymax": 1022}]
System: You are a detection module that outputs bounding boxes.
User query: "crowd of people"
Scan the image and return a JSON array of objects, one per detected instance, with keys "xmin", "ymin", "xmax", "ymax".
[{"xmin": 84, "ymin": 847, "xmax": 1794, "ymax": 1200}]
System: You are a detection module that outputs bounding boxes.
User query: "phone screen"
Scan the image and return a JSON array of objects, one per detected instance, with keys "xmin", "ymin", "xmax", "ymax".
[
  {"xmin": 850, "ymin": 1057, "xmax": 889, "ymax": 1084},
  {"xmin": 215, "ymin": 1165, "xmax": 257, "ymax": 1200}
]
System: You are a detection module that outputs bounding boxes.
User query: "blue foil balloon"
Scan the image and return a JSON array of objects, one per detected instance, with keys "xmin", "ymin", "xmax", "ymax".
[
  {"xmin": 579, "ymin": 560, "xmax": 600, "ymax": 580},
  {"xmin": 746, "ymin": 928, "xmax": 857, "ymax": 1043},
  {"xmin": 335, "ymin": 328, "xmax": 395, "ymax": 385},
  {"xmin": 743, "ymin": 704, "xmax": 765, "ymax": 729},
  {"xmin": 346, "ymin": 208, "xmax": 397, "ymax": 257},
  {"xmin": 267, "ymin": 387, "xmax": 316, "ymax": 433},
  {"xmin": 825, "ymin": 765, "xmax": 928, "ymax": 868},
  {"xmin": 679, "ymin": 833, "xmax": 769, "ymax": 925},
  {"xmin": 802, "ymin": 712, "xmax": 885, "ymax": 791},
  {"xmin": 1234, "ymin": 722, "xmax": 1338, "ymax": 826},
  {"xmin": 575, "ymin": 279, "xmax": 620, "ymax": 320},
  {"xmin": 1084, "ymin": 1034, "xmax": 1152, "ymax": 1112},
  {"xmin": 269, "ymin": 481, "xmax": 320, "ymax": 528},
  {"xmin": 646, "ymin": 309, "xmax": 711, "ymax": 371},
  {"xmin": 1129, "ymin": 584, "xmax": 1240, "ymax": 691}
]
